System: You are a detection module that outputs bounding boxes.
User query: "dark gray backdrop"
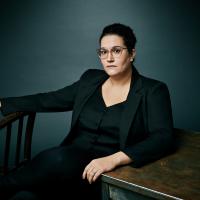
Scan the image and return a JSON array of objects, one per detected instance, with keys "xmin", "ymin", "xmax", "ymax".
[{"xmin": 0, "ymin": 0, "xmax": 199, "ymax": 156}]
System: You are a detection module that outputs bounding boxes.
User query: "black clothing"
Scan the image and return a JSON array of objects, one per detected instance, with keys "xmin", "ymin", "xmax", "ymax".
[
  {"xmin": 73, "ymin": 85, "xmax": 125, "ymax": 155},
  {"xmin": 9, "ymin": 191, "xmax": 40, "ymax": 200},
  {"xmin": 0, "ymin": 144, "xmax": 99, "ymax": 199},
  {"xmin": 0, "ymin": 67, "xmax": 174, "ymax": 199},
  {"xmin": 1, "ymin": 67, "xmax": 174, "ymax": 167},
  {"xmin": 0, "ymin": 79, "xmax": 128, "ymax": 200}
]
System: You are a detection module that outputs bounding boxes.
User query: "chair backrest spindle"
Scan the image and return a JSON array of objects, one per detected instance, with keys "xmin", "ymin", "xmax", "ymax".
[
  {"xmin": 24, "ymin": 113, "xmax": 36, "ymax": 161},
  {"xmin": 4, "ymin": 123, "xmax": 12, "ymax": 175},
  {"xmin": 0, "ymin": 112, "xmax": 36, "ymax": 175},
  {"xmin": 15, "ymin": 116, "xmax": 24, "ymax": 167}
]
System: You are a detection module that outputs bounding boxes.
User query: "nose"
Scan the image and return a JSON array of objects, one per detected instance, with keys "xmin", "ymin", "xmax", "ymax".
[{"xmin": 107, "ymin": 51, "xmax": 114, "ymax": 62}]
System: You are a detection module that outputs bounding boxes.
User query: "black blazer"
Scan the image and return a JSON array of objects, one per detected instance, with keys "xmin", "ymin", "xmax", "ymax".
[{"xmin": 1, "ymin": 67, "xmax": 174, "ymax": 167}]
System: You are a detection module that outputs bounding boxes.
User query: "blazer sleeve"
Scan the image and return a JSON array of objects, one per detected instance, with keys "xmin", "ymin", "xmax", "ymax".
[
  {"xmin": 0, "ymin": 80, "xmax": 80, "ymax": 116},
  {"xmin": 123, "ymin": 82, "xmax": 174, "ymax": 167}
]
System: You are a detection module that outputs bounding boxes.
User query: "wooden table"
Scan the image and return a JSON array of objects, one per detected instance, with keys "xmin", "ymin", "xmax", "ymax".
[{"xmin": 101, "ymin": 128, "xmax": 200, "ymax": 200}]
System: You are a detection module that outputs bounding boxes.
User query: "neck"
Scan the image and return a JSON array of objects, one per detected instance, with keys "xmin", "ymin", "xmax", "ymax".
[{"xmin": 109, "ymin": 67, "xmax": 132, "ymax": 87}]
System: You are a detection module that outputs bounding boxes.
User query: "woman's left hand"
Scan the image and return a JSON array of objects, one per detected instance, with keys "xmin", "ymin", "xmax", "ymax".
[
  {"xmin": 82, "ymin": 151, "xmax": 132, "ymax": 184},
  {"xmin": 82, "ymin": 154, "xmax": 117, "ymax": 184}
]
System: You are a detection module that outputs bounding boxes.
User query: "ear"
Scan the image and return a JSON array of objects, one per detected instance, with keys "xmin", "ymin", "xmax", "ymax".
[{"xmin": 130, "ymin": 49, "xmax": 136, "ymax": 62}]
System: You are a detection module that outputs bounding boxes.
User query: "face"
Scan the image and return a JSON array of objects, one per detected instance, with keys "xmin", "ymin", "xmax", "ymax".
[{"xmin": 99, "ymin": 34, "xmax": 135, "ymax": 77}]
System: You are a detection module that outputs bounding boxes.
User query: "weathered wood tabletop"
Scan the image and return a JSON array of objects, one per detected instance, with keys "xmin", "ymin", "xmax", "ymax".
[{"xmin": 102, "ymin": 128, "xmax": 200, "ymax": 200}]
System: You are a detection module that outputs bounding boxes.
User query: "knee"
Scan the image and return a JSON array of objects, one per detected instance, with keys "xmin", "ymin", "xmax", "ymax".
[
  {"xmin": 9, "ymin": 191, "xmax": 40, "ymax": 200},
  {"xmin": 33, "ymin": 147, "xmax": 64, "ymax": 167}
]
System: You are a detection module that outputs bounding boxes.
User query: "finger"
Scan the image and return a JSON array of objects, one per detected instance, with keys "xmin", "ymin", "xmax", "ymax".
[
  {"xmin": 88, "ymin": 168, "xmax": 102, "ymax": 184},
  {"xmin": 82, "ymin": 166, "xmax": 88, "ymax": 179},
  {"xmin": 82, "ymin": 169, "xmax": 86, "ymax": 179},
  {"xmin": 92, "ymin": 169, "xmax": 102, "ymax": 183},
  {"xmin": 86, "ymin": 170, "xmax": 93, "ymax": 183},
  {"xmin": 82, "ymin": 164, "xmax": 93, "ymax": 179},
  {"xmin": 86, "ymin": 167, "xmax": 94, "ymax": 180},
  {"xmin": 88, "ymin": 171, "xmax": 96, "ymax": 184},
  {"xmin": 87, "ymin": 169, "xmax": 96, "ymax": 184}
]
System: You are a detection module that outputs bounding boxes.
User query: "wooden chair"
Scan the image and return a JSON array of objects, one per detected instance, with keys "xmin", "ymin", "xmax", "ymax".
[{"xmin": 0, "ymin": 112, "xmax": 36, "ymax": 175}]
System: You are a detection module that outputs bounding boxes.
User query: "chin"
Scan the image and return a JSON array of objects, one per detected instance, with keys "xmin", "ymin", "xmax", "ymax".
[{"xmin": 104, "ymin": 68, "xmax": 120, "ymax": 76}]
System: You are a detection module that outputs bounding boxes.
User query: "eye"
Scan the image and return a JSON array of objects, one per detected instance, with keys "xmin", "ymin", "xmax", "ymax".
[
  {"xmin": 113, "ymin": 47, "xmax": 122, "ymax": 54},
  {"xmin": 100, "ymin": 49, "xmax": 108, "ymax": 55}
]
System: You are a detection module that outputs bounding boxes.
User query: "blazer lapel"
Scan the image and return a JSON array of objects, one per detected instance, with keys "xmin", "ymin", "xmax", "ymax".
[
  {"xmin": 71, "ymin": 72, "xmax": 108, "ymax": 128},
  {"xmin": 70, "ymin": 67, "xmax": 143, "ymax": 149},
  {"xmin": 119, "ymin": 69, "xmax": 143, "ymax": 149}
]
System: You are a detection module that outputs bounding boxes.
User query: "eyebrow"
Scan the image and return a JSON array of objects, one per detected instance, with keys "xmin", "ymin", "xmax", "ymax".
[{"xmin": 100, "ymin": 46, "xmax": 123, "ymax": 49}]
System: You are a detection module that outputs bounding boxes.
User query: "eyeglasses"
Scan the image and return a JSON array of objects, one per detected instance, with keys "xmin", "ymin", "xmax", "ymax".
[{"xmin": 97, "ymin": 46, "xmax": 128, "ymax": 59}]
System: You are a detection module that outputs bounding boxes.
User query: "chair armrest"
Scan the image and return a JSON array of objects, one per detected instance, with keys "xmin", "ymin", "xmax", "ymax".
[{"xmin": 0, "ymin": 112, "xmax": 29, "ymax": 129}]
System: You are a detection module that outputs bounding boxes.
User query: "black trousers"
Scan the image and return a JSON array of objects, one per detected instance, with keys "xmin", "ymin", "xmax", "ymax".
[{"xmin": 0, "ymin": 144, "xmax": 103, "ymax": 200}]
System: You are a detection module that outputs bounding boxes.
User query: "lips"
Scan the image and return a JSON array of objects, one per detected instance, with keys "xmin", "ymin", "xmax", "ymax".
[{"xmin": 106, "ymin": 65, "xmax": 117, "ymax": 68}]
